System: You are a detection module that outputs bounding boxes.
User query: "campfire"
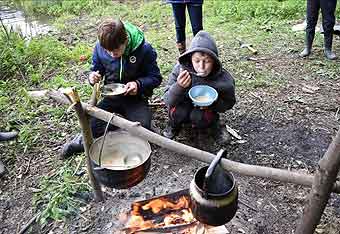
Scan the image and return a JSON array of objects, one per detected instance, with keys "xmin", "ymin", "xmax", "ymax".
[{"xmin": 118, "ymin": 189, "xmax": 229, "ymax": 234}]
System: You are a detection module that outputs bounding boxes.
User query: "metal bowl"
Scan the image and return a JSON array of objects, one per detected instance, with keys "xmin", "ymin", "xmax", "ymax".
[
  {"xmin": 189, "ymin": 85, "xmax": 218, "ymax": 107},
  {"xmin": 102, "ymin": 83, "xmax": 126, "ymax": 97}
]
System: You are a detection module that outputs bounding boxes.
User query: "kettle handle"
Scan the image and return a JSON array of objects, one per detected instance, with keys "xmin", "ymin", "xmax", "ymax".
[{"xmin": 203, "ymin": 149, "xmax": 226, "ymax": 192}]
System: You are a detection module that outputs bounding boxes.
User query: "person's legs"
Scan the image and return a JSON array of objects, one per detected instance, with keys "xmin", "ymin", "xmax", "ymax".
[
  {"xmin": 300, "ymin": 0, "xmax": 320, "ymax": 57},
  {"xmin": 124, "ymin": 97, "xmax": 152, "ymax": 130},
  {"xmin": 187, "ymin": 3, "xmax": 203, "ymax": 36},
  {"xmin": 163, "ymin": 102, "xmax": 192, "ymax": 139},
  {"xmin": 190, "ymin": 108, "xmax": 227, "ymax": 149},
  {"xmin": 321, "ymin": 0, "xmax": 337, "ymax": 60},
  {"xmin": 171, "ymin": 3, "xmax": 187, "ymax": 54},
  {"xmin": 190, "ymin": 108, "xmax": 218, "ymax": 129}
]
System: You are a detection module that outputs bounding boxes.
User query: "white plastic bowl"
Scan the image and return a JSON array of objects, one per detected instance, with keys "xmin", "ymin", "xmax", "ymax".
[{"xmin": 189, "ymin": 85, "xmax": 218, "ymax": 107}]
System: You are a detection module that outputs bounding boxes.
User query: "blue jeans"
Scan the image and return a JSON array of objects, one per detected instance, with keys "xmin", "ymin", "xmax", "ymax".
[{"xmin": 171, "ymin": 3, "xmax": 203, "ymax": 43}]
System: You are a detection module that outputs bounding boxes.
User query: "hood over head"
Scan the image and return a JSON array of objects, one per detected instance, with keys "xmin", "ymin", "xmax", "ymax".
[
  {"xmin": 123, "ymin": 22, "xmax": 144, "ymax": 57},
  {"xmin": 178, "ymin": 31, "xmax": 221, "ymax": 75}
]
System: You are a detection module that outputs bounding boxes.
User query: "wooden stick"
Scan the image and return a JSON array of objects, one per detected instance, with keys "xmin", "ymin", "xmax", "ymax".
[
  {"xmin": 61, "ymin": 88, "xmax": 103, "ymax": 201},
  {"xmin": 239, "ymin": 199, "xmax": 258, "ymax": 211},
  {"xmin": 295, "ymin": 128, "xmax": 340, "ymax": 234},
  {"xmin": 90, "ymin": 83, "xmax": 100, "ymax": 106},
  {"xmin": 84, "ymin": 102, "xmax": 340, "ymax": 193},
  {"xmin": 42, "ymin": 90, "xmax": 340, "ymax": 194},
  {"xmin": 18, "ymin": 212, "xmax": 40, "ymax": 234}
]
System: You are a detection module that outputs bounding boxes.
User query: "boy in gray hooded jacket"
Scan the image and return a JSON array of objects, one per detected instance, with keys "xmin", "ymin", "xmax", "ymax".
[{"xmin": 163, "ymin": 31, "xmax": 236, "ymax": 140}]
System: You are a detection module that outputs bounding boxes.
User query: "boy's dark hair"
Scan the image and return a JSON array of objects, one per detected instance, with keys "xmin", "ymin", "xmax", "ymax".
[{"xmin": 98, "ymin": 19, "xmax": 127, "ymax": 51}]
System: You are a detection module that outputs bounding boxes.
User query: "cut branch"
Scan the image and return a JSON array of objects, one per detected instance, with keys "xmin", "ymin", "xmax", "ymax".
[
  {"xmin": 60, "ymin": 88, "xmax": 103, "ymax": 201},
  {"xmin": 39, "ymin": 90, "xmax": 340, "ymax": 194}
]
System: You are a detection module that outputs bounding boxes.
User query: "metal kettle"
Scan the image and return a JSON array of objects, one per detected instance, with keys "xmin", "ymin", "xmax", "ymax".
[{"xmin": 189, "ymin": 149, "xmax": 238, "ymax": 226}]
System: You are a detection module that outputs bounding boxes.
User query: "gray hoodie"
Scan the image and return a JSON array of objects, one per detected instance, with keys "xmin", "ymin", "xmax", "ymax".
[{"xmin": 163, "ymin": 31, "xmax": 236, "ymax": 112}]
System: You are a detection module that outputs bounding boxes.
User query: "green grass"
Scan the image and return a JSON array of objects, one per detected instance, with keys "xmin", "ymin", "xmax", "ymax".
[
  {"xmin": 1, "ymin": 0, "xmax": 340, "ymax": 225},
  {"xmin": 33, "ymin": 159, "xmax": 91, "ymax": 225}
]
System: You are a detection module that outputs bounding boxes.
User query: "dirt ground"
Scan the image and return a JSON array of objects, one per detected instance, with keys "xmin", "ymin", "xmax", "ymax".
[
  {"xmin": 1, "ymin": 19, "xmax": 340, "ymax": 234},
  {"xmin": 2, "ymin": 74, "xmax": 340, "ymax": 234}
]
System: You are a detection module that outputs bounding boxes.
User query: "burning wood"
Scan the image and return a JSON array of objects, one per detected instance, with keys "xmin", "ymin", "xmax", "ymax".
[
  {"xmin": 126, "ymin": 198, "xmax": 193, "ymax": 232},
  {"xmin": 141, "ymin": 196, "xmax": 190, "ymax": 214},
  {"xmin": 118, "ymin": 189, "xmax": 229, "ymax": 234},
  {"xmin": 119, "ymin": 189, "xmax": 196, "ymax": 233}
]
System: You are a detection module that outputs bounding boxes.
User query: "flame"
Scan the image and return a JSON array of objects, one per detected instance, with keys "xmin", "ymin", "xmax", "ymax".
[
  {"xmin": 126, "ymin": 203, "xmax": 154, "ymax": 230},
  {"xmin": 126, "ymin": 215, "xmax": 153, "ymax": 230},
  {"xmin": 125, "ymin": 195, "xmax": 194, "ymax": 232},
  {"xmin": 163, "ymin": 209, "xmax": 194, "ymax": 226},
  {"xmin": 141, "ymin": 196, "xmax": 190, "ymax": 213}
]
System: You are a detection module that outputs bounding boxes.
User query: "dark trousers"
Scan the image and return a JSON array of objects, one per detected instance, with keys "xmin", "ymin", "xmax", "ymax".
[
  {"xmin": 91, "ymin": 96, "xmax": 151, "ymax": 138},
  {"xmin": 306, "ymin": 0, "xmax": 337, "ymax": 38},
  {"xmin": 171, "ymin": 3, "xmax": 203, "ymax": 43},
  {"xmin": 168, "ymin": 101, "xmax": 218, "ymax": 129}
]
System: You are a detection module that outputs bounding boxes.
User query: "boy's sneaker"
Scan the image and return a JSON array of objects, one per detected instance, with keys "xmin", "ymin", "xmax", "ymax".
[
  {"xmin": 162, "ymin": 125, "xmax": 180, "ymax": 139},
  {"xmin": 60, "ymin": 134, "xmax": 84, "ymax": 160}
]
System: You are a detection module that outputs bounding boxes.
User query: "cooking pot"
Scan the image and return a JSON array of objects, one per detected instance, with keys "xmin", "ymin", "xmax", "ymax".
[
  {"xmin": 189, "ymin": 149, "xmax": 238, "ymax": 226},
  {"xmin": 89, "ymin": 128, "xmax": 151, "ymax": 189}
]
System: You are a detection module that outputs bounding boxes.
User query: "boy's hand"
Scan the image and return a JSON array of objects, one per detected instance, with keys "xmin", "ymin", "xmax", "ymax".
[
  {"xmin": 89, "ymin": 71, "xmax": 102, "ymax": 85},
  {"xmin": 177, "ymin": 70, "xmax": 191, "ymax": 88},
  {"xmin": 125, "ymin": 81, "xmax": 138, "ymax": 96}
]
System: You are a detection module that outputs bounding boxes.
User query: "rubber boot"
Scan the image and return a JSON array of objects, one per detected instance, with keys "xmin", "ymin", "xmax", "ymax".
[
  {"xmin": 300, "ymin": 31, "xmax": 314, "ymax": 57},
  {"xmin": 0, "ymin": 160, "xmax": 7, "ymax": 178},
  {"xmin": 209, "ymin": 123, "xmax": 231, "ymax": 146},
  {"xmin": 60, "ymin": 134, "xmax": 84, "ymax": 160},
  {"xmin": 176, "ymin": 42, "xmax": 186, "ymax": 54},
  {"xmin": 0, "ymin": 131, "xmax": 18, "ymax": 142},
  {"xmin": 324, "ymin": 35, "xmax": 337, "ymax": 60}
]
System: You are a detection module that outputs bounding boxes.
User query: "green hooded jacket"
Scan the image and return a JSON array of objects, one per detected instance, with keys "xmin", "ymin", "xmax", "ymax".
[{"xmin": 123, "ymin": 22, "xmax": 144, "ymax": 57}]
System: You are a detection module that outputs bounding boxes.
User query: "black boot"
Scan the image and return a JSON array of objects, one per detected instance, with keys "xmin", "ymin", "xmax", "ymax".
[
  {"xmin": 176, "ymin": 42, "xmax": 186, "ymax": 55},
  {"xmin": 60, "ymin": 134, "xmax": 84, "ymax": 160},
  {"xmin": 324, "ymin": 35, "xmax": 337, "ymax": 60},
  {"xmin": 209, "ymin": 123, "xmax": 231, "ymax": 145},
  {"xmin": 300, "ymin": 31, "xmax": 314, "ymax": 57},
  {"xmin": 0, "ymin": 131, "xmax": 18, "ymax": 142}
]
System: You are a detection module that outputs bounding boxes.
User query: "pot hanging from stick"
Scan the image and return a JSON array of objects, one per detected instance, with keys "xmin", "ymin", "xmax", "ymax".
[
  {"xmin": 189, "ymin": 149, "xmax": 238, "ymax": 226},
  {"xmin": 89, "ymin": 127, "xmax": 151, "ymax": 189}
]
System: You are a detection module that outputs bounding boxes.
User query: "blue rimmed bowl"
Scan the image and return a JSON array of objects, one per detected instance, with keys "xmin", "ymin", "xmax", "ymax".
[{"xmin": 189, "ymin": 85, "xmax": 218, "ymax": 107}]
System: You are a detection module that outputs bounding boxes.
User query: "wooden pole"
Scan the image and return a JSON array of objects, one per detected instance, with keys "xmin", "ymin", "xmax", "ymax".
[
  {"xmin": 84, "ymin": 104, "xmax": 340, "ymax": 193},
  {"xmin": 295, "ymin": 129, "xmax": 340, "ymax": 234},
  {"xmin": 43, "ymin": 90, "xmax": 340, "ymax": 194},
  {"xmin": 61, "ymin": 88, "xmax": 103, "ymax": 201}
]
